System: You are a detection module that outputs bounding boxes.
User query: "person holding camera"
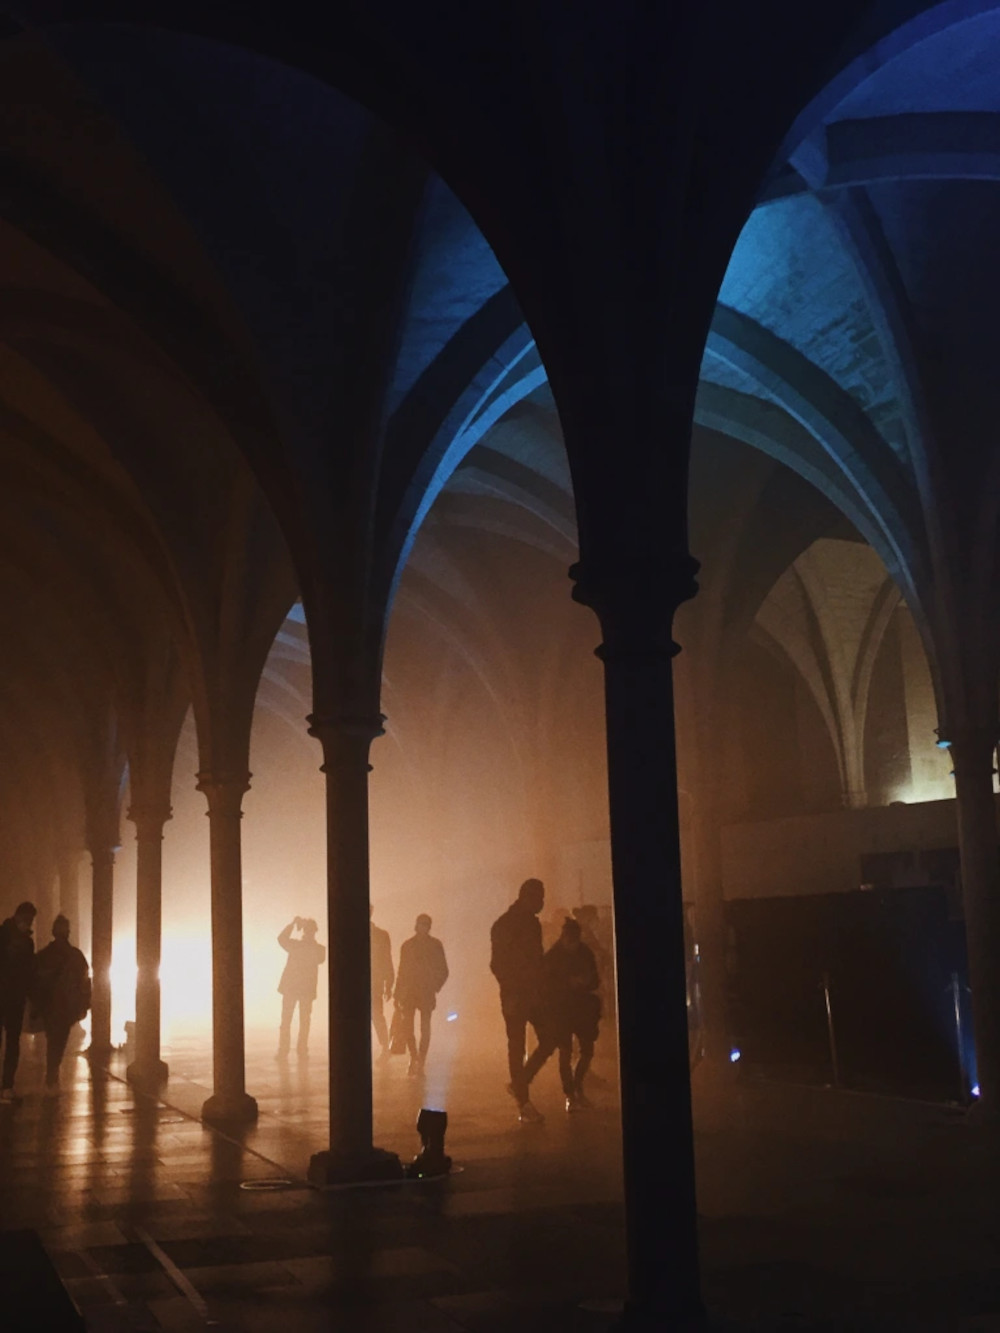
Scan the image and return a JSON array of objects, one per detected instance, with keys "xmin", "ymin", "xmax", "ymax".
[{"xmin": 276, "ymin": 916, "xmax": 326, "ymax": 1059}]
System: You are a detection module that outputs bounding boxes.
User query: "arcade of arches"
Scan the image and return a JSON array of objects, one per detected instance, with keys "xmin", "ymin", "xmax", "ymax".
[{"xmin": 2, "ymin": 4, "xmax": 1000, "ymax": 1330}]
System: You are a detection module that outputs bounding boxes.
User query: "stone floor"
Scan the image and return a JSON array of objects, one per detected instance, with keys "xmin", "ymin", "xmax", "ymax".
[{"xmin": 0, "ymin": 1023, "xmax": 998, "ymax": 1331}]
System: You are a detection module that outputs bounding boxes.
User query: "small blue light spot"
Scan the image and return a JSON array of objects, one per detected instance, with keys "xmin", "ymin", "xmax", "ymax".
[
  {"xmin": 447, "ymin": 1013, "xmax": 458, "ymax": 1022},
  {"xmin": 730, "ymin": 1049, "xmax": 741, "ymax": 1063},
  {"xmin": 936, "ymin": 739, "xmax": 952, "ymax": 749},
  {"xmin": 972, "ymin": 1083, "xmax": 980, "ymax": 1097}
]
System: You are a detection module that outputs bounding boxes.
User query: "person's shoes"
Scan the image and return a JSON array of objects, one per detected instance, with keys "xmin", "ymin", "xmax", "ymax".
[
  {"xmin": 0, "ymin": 1088, "xmax": 15, "ymax": 1104},
  {"xmin": 376, "ymin": 1047, "xmax": 390, "ymax": 1065},
  {"xmin": 518, "ymin": 1100, "xmax": 544, "ymax": 1124},
  {"xmin": 573, "ymin": 1090, "xmax": 594, "ymax": 1109},
  {"xmin": 407, "ymin": 1058, "xmax": 424, "ymax": 1077},
  {"xmin": 565, "ymin": 1094, "xmax": 581, "ymax": 1113}
]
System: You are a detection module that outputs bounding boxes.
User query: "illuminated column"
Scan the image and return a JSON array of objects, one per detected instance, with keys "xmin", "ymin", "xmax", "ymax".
[
  {"xmin": 306, "ymin": 714, "xmax": 402, "ymax": 1185},
  {"xmin": 572, "ymin": 555, "xmax": 705, "ymax": 1332},
  {"xmin": 88, "ymin": 842, "xmax": 117, "ymax": 1059},
  {"xmin": 127, "ymin": 804, "xmax": 171, "ymax": 1089},
  {"xmin": 197, "ymin": 772, "xmax": 257, "ymax": 1125},
  {"xmin": 949, "ymin": 726, "xmax": 1000, "ymax": 1112}
]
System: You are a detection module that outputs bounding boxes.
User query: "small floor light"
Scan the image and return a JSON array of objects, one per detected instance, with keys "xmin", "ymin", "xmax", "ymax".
[
  {"xmin": 730, "ymin": 1049, "xmax": 742, "ymax": 1064},
  {"xmin": 406, "ymin": 1108, "xmax": 451, "ymax": 1179}
]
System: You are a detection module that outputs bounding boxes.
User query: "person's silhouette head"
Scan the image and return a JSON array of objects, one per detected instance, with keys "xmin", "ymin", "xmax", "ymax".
[
  {"xmin": 13, "ymin": 902, "xmax": 36, "ymax": 934},
  {"xmin": 560, "ymin": 917, "xmax": 582, "ymax": 952},
  {"xmin": 301, "ymin": 918, "xmax": 318, "ymax": 938},
  {"xmin": 415, "ymin": 913, "xmax": 432, "ymax": 935},
  {"xmin": 52, "ymin": 914, "xmax": 71, "ymax": 941},
  {"xmin": 517, "ymin": 879, "xmax": 544, "ymax": 915}
]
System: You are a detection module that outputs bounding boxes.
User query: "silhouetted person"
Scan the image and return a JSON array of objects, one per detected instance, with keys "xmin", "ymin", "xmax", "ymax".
[
  {"xmin": 394, "ymin": 914, "xmax": 448, "ymax": 1076},
  {"xmin": 490, "ymin": 877, "xmax": 545, "ymax": 1122},
  {"xmin": 32, "ymin": 915, "xmax": 91, "ymax": 1093},
  {"xmin": 520, "ymin": 917, "xmax": 601, "ymax": 1111},
  {"xmin": 277, "ymin": 917, "xmax": 326, "ymax": 1058},
  {"xmin": 0, "ymin": 901, "xmax": 36, "ymax": 1102},
  {"xmin": 370, "ymin": 904, "xmax": 394, "ymax": 1061}
]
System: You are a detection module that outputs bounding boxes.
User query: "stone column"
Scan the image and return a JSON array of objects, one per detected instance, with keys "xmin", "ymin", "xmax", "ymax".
[
  {"xmin": 306, "ymin": 714, "xmax": 402, "ymax": 1185},
  {"xmin": 88, "ymin": 844, "xmax": 117, "ymax": 1059},
  {"xmin": 127, "ymin": 804, "xmax": 171, "ymax": 1089},
  {"xmin": 196, "ymin": 772, "xmax": 257, "ymax": 1125},
  {"xmin": 949, "ymin": 726, "xmax": 1000, "ymax": 1112},
  {"xmin": 572, "ymin": 556, "xmax": 705, "ymax": 1332}
]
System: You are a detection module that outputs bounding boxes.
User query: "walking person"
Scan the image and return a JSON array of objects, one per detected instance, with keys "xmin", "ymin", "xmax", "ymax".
[
  {"xmin": 32, "ymin": 915, "xmax": 91, "ymax": 1093},
  {"xmin": 490, "ymin": 878, "xmax": 545, "ymax": 1122},
  {"xmin": 394, "ymin": 914, "xmax": 448, "ymax": 1076},
  {"xmin": 276, "ymin": 916, "xmax": 326, "ymax": 1058},
  {"xmin": 0, "ymin": 901, "xmax": 36, "ymax": 1103},
  {"xmin": 519, "ymin": 917, "xmax": 602, "ymax": 1111},
  {"xmin": 370, "ymin": 904, "xmax": 394, "ymax": 1061}
]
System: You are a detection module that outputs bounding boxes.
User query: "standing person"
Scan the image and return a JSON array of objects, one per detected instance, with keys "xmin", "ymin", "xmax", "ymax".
[
  {"xmin": 490, "ymin": 878, "xmax": 545, "ymax": 1123},
  {"xmin": 394, "ymin": 914, "xmax": 448, "ymax": 1076},
  {"xmin": 32, "ymin": 915, "xmax": 91, "ymax": 1093},
  {"xmin": 370, "ymin": 904, "xmax": 394, "ymax": 1061},
  {"xmin": 520, "ymin": 918, "xmax": 602, "ymax": 1111},
  {"xmin": 0, "ymin": 901, "xmax": 36, "ymax": 1103},
  {"xmin": 276, "ymin": 917, "xmax": 326, "ymax": 1059}
]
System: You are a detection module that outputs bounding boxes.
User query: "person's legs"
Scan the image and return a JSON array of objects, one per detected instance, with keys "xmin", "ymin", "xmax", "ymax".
[
  {"xmin": 278, "ymin": 993, "xmax": 296, "ymax": 1056},
  {"xmin": 520, "ymin": 1025, "xmax": 559, "ymax": 1096},
  {"xmin": 371, "ymin": 989, "xmax": 388, "ymax": 1052},
  {"xmin": 501, "ymin": 997, "xmax": 528, "ymax": 1086},
  {"xmin": 417, "ymin": 1007, "xmax": 432, "ymax": 1062},
  {"xmin": 1, "ymin": 1001, "xmax": 23, "ymax": 1092},
  {"xmin": 297, "ymin": 999, "xmax": 313, "ymax": 1054},
  {"xmin": 574, "ymin": 1035, "xmax": 596, "ymax": 1101},
  {"xmin": 557, "ymin": 1037, "xmax": 575, "ymax": 1097},
  {"xmin": 46, "ymin": 1022, "xmax": 71, "ymax": 1087}
]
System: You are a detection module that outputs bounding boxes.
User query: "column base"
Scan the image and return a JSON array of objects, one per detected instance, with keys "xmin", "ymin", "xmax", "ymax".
[
  {"xmin": 201, "ymin": 1091, "xmax": 258, "ymax": 1126},
  {"xmin": 307, "ymin": 1146, "xmax": 404, "ymax": 1188},
  {"xmin": 126, "ymin": 1059, "xmax": 169, "ymax": 1090},
  {"xmin": 85, "ymin": 1043, "xmax": 115, "ymax": 1065}
]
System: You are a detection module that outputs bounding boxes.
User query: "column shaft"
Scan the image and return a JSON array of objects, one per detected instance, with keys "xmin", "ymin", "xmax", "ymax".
[
  {"xmin": 198, "ymin": 775, "xmax": 257, "ymax": 1124},
  {"xmin": 129, "ymin": 810, "xmax": 170, "ymax": 1087},
  {"xmin": 951, "ymin": 730, "xmax": 1000, "ymax": 1109},
  {"xmin": 307, "ymin": 715, "xmax": 402, "ymax": 1185},
  {"xmin": 575, "ymin": 560, "xmax": 704, "ymax": 1331},
  {"xmin": 89, "ymin": 848, "xmax": 115, "ymax": 1057}
]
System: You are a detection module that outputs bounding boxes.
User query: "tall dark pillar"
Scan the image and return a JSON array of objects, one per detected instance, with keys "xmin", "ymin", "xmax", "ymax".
[
  {"xmin": 197, "ymin": 773, "xmax": 257, "ymax": 1125},
  {"xmin": 307, "ymin": 715, "xmax": 402, "ymax": 1186},
  {"xmin": 127, "ymin": 804, "xmax": 171, "ymax": 1089},
  {"xmin": 949, "ymin": 726, "xmax": 1000, "ymax": 1113},
  {"xmin": 572, "ymin": 557, "xmax": 705, "ymax": 1332},
  {"xmin": 88, "ymin": 844, "xmax": 116, "ymax": 1059}
]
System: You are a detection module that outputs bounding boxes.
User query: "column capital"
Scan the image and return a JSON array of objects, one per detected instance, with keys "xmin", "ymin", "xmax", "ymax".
[
  {"xmin": 127, "ymin": 802, "xmax": 173, "ymax": 836},
  {"xmin": 196, "ymin": 771, "xmax": 251, "ymax": 818},
  {"xmin": 307, "ymin": 713, "xmax": 385, "ymax": 773},
  {"xmin": 569, "ymin": 553, "xmax": 700, "ymax": 659}
]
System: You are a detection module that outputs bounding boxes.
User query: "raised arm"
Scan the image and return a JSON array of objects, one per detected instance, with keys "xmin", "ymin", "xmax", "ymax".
[{"xmin": 278, "ymin": 921, "xmax": 296, "ymax": 952}]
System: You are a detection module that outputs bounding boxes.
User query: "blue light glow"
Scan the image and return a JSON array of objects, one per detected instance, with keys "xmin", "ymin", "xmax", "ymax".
[
  {"xmin": 936, "ymin": 739, "xmax": 952, "ymax": 749},
  {"xmin": 730, "ymin": 1049, "xmax": 741, "ymax": 1063},
  {"xmin": 972, "ymin": 1083, "xmax": 980, "ymax": 1097},
  {"xmin": 447, "ymin": 1012, "xmax": 458, "ymax": 1022}
]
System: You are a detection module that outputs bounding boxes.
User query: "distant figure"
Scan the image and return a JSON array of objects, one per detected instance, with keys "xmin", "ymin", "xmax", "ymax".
[
  {"xmin": 394, "ymin": 914, "xmax": 448, "ymax": 1076},
  {"xmin": 520, "ymin": 917, "xmax": 601, "ymax": 1111},
  {"xmin": 0, "ymin": 901, "xmax": 36, "ymax": 1102},
  {"xmin": 277, "ymin": 917, "xmax": 326, "ymax": 1058},
  {"xmin": 490, "ymin": 878, "xmax": 545, "ymax": 1123},
  {"xmin": 32, "ymin": 915, "xmax": 91, "ymax": 1093},
  {"xmin": 370, "ymin": 905, "xmax": 395, "ymax": 1061}
]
